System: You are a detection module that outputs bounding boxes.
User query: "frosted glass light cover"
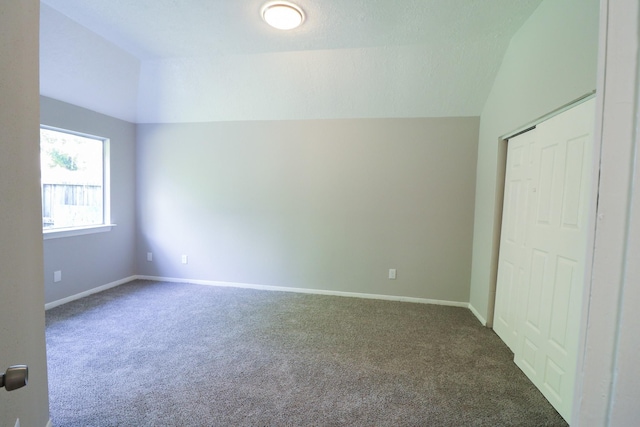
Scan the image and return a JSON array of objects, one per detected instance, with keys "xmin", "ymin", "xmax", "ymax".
[{"xmin": 262, "ymin": 3, "xmax": 304, "ymax": 30}]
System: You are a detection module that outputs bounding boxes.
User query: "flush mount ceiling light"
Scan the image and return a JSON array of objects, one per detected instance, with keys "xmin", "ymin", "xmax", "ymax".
[{"xmin": 262, "ymin": 2, "xmax": 304, "ymax": 30}]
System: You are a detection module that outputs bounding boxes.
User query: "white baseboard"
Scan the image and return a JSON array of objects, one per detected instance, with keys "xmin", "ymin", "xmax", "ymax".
[
  {"xmin": 45, "ymin": 274, "xmax": 477, "ymax": 314},
  {"xmin": 468, "ymin": 303, "xmax": 487, "ymax": 326},
  {"xmin": 44, "ymin": 275, "xmax": 137, "ymax": 310},
  {"xmin": 136, "ymin": 275, "xmax": 470, "ymax": 309}
]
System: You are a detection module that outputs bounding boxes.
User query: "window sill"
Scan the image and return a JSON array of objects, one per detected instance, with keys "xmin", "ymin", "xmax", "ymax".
[{"xmin": 43, "ymin": 224, "xmax": 116, "ymax": 240}]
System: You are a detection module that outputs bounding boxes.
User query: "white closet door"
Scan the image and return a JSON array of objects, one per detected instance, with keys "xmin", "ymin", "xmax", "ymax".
[
  {"xmin": 494, "ymin": 128, "xmax": 537, "ymax": 352},
  {"xmin": 515, "ymin": 99, "xmax": 594, "ymax": 423},
  {"xmin": 494, "ymin": 98, "xmax": 595, "ymax": 423}
]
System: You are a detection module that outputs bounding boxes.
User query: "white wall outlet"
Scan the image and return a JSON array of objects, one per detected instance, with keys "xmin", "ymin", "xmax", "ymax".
[
  {"xmin": 181, "ymin": 255, "xmax": 188, "ymax": 264},
  {"xmin": 147, "ymin": 252, "xmax": 153, "ymax": 262},
  {"xmin": 54, "ymin": 270, "xmax": 62, "ymax": 282},
  {"xmin": 389, "ymin": 269, "xmax": 397, "ymax": 280}
]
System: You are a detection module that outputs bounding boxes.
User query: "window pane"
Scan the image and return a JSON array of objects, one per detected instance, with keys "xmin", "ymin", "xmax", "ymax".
[{"xmin": 40, "ymin": 128, "xmax": 104, "ymax": 229}]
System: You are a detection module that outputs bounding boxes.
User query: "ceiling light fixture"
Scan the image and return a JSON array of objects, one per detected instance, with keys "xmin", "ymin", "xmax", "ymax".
[{"xmin": 262, "ymin": 2, "xmax": 304, "ymax": 30}]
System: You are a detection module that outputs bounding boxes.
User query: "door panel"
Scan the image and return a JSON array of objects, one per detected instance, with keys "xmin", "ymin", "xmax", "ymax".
[
  {"xmin": 536, "ymin": 144, "xmax": 558, "ymax": 225},
  {"xmin": 494, "ymin": 129, "xmax": 537, "ymax": 351},
  {"xmin": 495, "ymin": 98, "xmax": 595, "ymax": 423},
  {"xmin": 517, "ymin": 100, "xmax": 594, "ymax": 423},
  {"xmin": 561, "ymin": 136, "xmax": 588, "ymax": 228},
  {"xmin": 0, "ymin": 2, "xmax": 50, "ymax": 426},
  {"xmin": 525, "ymin": 249, "xmax": 547, "ymax": 335}
]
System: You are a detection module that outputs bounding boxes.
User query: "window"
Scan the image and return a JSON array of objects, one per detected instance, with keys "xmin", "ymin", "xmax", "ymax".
[{"xmin": 40, "ymin": 126, "xmax": 111, "ymax": 237}]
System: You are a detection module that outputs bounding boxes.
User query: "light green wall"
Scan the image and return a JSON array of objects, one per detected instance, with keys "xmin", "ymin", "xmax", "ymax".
[{"xmin": 469, "ymin": 0, "xmax": 600, "ymax": 322}]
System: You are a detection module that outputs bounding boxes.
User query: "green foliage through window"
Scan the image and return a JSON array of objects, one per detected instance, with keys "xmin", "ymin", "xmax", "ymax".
[{"xmin": 48, "ymin": 148, "xmax": 79, "ymax": 171}]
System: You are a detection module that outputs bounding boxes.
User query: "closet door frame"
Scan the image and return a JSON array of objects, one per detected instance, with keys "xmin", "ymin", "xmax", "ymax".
[{"xmin": 493, "ymin": 94, "xmax": 597, "ymax": 423}]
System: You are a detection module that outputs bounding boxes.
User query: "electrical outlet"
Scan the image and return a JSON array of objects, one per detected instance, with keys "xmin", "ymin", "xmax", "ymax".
[
  {"xmin": 54, "ymin": 270, "xmax": 62, "ymax": 282},
  {"xmin": 388, "ymin": 269, "xmax": 397, "ymax": 280},
  {"xmin": 147, "ymin": 252, "xmax": 153, "ymax": 262},
  {"xmin": 181, "ymin": 255, "xmax": 188, "ymax": 264}
]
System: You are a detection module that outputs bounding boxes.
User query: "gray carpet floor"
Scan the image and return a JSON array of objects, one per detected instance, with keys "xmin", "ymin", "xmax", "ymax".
[{"xmin": 46, "ymin": 280, "xmax": 567, "ymax": 426}]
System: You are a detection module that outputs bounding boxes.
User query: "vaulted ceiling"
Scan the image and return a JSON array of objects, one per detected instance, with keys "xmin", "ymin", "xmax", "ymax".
[{"xmin": 40, "ymin": 0, "xmax": 543, "ymax": 123}]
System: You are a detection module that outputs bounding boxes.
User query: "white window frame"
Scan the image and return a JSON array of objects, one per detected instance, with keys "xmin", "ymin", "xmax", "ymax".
[{"xmin": 40, "ymin": 125, "xmax": 115, "ymax": 239}]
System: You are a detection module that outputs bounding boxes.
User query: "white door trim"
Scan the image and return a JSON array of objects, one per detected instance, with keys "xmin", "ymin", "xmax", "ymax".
[{"xmin": 573, "ymin": 0, "xmax": 640, "ymax": 424}]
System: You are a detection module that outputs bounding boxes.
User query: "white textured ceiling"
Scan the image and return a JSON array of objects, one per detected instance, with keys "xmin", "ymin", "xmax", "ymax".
[{"xmin": 40, "ymin": 0, "xmax": 543, "ymax": 123}]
